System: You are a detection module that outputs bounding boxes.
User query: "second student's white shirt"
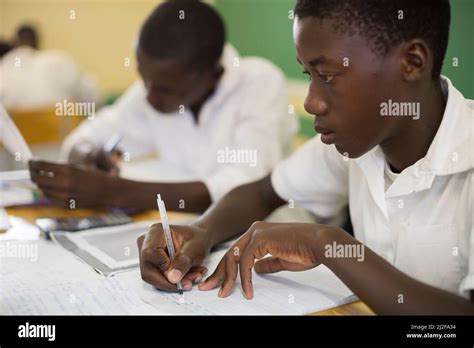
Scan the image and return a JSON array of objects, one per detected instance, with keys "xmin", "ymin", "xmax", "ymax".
[
  {"xmin": 272, "ymin": 76, "xmax": 473, "ymax": 297},
  {"xmin": 61, "ymin": 45, "xmax": 297, "ymax": 201}
]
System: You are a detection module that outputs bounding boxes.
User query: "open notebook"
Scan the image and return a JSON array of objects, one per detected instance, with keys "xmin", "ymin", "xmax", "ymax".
[
  {"xmin": 0, "ymin": 105, "xmax": 35, "ymax": 208},
  {"xmin": 1, "ymin": 237, "xmax": 356, "ymax": 315},
  {"xmin": 140, "ymin": 247, "xmax": 357, "ymax": 315}
]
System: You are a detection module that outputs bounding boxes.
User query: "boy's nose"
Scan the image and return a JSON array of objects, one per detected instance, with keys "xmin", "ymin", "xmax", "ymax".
[{"xmin": 304, "ymin": 94, "xmax": 328, "ymax": 117}]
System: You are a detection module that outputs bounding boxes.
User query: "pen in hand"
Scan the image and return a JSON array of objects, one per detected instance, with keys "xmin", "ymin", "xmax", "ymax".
[
  {"xmin": 156, "ymin": 194, "xmax": 184, "ymax": 295},
  {"xmin": 103, "ymin": 133, "xmax": 122, "ymax": 154},
  {"xmin": 99, "ymin": 133, "xmax": 122, "ymax": 174}
]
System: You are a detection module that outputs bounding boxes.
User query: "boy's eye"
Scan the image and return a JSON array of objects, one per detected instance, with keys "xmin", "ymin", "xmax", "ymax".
[
  {"xmin": 302, "ymin": 70, "xmax": 311, "ymax": 80},
  {"xmin": 318, "ymin": 73, "xmax": 334, "ymax": 84}
]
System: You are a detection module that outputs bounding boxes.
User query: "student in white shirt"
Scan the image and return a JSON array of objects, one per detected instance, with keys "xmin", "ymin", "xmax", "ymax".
[
  {"xmin": 29, "ymin": 0, "xmax": 297, "ymax": 212},
  {"xmin": 137, "ymin": 0, "xmax": 474, "ymax": 314},
  {"xmin": 0, "ymin": 25, "xmax": 99, "ymax": 109}
]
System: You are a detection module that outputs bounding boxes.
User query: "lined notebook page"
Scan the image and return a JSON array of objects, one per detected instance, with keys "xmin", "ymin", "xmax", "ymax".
[{"xmin": 140, "ymin": 249, "xmax": 357, "ymax": 315}]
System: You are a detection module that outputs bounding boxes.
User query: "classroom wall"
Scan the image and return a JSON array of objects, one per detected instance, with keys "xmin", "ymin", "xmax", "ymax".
[
  {"xmin": 0, "ymin": 0, "xmax": 163, "ymax": 95},
  {"xmin": 0, "ymin": 0, "xmax": 218, "ymax": 97}
]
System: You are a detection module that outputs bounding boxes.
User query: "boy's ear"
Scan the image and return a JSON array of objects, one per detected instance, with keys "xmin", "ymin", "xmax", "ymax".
[{"xmin": 400, "ymin": 39, "xmax": 430, "ymax": 82}]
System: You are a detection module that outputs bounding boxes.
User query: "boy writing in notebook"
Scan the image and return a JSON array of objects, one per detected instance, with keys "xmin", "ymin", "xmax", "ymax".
[
  {"xmin": 29, "ymin": 0, "xmax": 296, "ymax": 212},
  {"xmin": 138, "ymin": 0, "xmax": 474, "ymax": 314}
]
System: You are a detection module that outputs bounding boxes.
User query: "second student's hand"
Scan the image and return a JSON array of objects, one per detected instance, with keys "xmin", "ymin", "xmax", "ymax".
[
  {"xmin": 137, "ymin": 223, "xmax": 211, "ymax": 292},
  {"xmin": 68, "ymin": 143, "xmax": 122, "ymax": 176},
  {"xmin": 29, "ymin": 160, "xmax": 123, "ymax": 208},
  {"xmin": 198, "ymin": 221, "xmax": 334, "ymax": 299}
]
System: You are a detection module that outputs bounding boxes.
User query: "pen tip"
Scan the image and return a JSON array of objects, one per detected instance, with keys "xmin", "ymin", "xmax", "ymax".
[{"xmin": 178, "ymin": 289, "xmax": 183, "ymax": 295}]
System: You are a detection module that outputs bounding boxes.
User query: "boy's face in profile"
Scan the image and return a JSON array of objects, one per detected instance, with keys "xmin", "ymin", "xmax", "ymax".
[
  {"xmin": 294, "ymin": 16, "xmax": 406, "ymax": 158},
  {"xmin": 136, "ymin": 48, "xmax": 219, "ymax": 114}
]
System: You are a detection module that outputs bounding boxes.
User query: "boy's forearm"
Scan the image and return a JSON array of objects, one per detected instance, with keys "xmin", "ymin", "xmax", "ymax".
[
  {"xmin": 113, "ymin": 178, "xmax": 212, "ymax": 213},
  {"xmin": 313, "ymin": 228, "xmax": 474, "ymax": 315},
  {"xmin": 193, "ymin": 175, "xmax": 286, "ymax": 247}
]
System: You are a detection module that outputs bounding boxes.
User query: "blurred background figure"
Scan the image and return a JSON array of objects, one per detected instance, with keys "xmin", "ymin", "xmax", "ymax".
[
  {"xmin": 0, "ymin": 40, "xmax": 13, "ymax": 58},
  {"xmin": 0, "ymin": 25, "xmax": 100, "ymax": 109}
]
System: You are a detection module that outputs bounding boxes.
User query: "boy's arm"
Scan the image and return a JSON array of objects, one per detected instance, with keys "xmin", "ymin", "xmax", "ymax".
[
  {"xmin": 192, "ymin": 174, "xmax": 287, "ymax": 245},
  {"xmin": 29, "ymin": 160, "xmax": 211, "ymax": 212},
  {"xmin": 29, "ymin": 160, "xmax": 283, "ymax": 216},
  {"xmin": 314, "ymin": 228, "xmax": 474, "ymax": 314},
  {"xmin": 199, "ymin": 219, "xmax": 474, "ymax": 314}
]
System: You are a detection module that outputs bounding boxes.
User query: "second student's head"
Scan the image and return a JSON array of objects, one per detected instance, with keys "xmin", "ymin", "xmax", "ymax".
[
  {"xmin": 294, "ymin": 0, "xmax": 451, "ymax": 158},
  {"xmin": 137, "ymin": 0, "xmax": 225, "ymax": 114}
]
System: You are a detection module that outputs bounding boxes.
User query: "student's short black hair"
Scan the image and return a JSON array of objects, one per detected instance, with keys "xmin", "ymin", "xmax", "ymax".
[
  {"xmin": 294, "ymin": 0, "xmax": 451, "ymax": 79},
  {"xmin": 17, "ymin": 25, "xmax": 38, "ymax": 42},
  {"xmin": 138, "ymin": 0, "xmax": 225, "ymax": 71}
]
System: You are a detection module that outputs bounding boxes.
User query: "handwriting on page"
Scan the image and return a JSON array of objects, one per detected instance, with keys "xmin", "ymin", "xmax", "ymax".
[
  {"xmin": 140, "ymin": 249, "xmax": 356, "ymax": 315},
  {"xmin": 0, "ymin": 240, "xmax": 155, "ymax": 314}
]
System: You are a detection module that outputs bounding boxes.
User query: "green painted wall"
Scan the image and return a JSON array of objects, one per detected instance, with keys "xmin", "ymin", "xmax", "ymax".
[
  {"xmin": 442, "ymin": 0, "xmax": 474, "ymax": 99},
  {"xmin": 215, "ymin": 0, "xmax": 474, "ymax": 99},
  {"xmin": 215, "ymin": 0, "xmax": 300, "ymax": 79}
]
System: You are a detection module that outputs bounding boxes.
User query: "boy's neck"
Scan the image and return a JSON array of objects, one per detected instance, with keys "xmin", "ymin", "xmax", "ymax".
[
  {"xmin": 190, "ymin": 86, "xmax": 216, "ymax": 123},
  {"xmin": 380, "ymin": 80, "xmax": 446, "ymax": 174}
]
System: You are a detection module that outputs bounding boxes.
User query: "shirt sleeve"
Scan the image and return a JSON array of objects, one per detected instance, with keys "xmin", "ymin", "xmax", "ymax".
[
  {"xmin": 59, "ymin": 81, "xmax": 155, "ymax": 161},
  {"xmin": 203, "ymin": 61, "xmax": 298, "ymax": 202},
  {"xmin": 271, "ymin": 135, "xmax": 350, "ymax": 221}
]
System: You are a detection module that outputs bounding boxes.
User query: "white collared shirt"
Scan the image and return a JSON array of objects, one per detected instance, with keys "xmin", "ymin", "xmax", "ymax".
[
  {"xmin": 61, "ymin": 45, "xmax": 298, "ymax": 201},
  {"xmin": 0, "ymin": 46, "xmax": 99, "ymax": 109},
  {"xmin": 272, "ymin": 76, "xmax": 473, "ymax": 297}
]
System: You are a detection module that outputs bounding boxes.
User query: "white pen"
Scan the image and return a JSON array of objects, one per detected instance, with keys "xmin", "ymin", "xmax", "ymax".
[
  {"xmin": 156, "ymin": 194, "xmax": 183, "ymax": 295},
  {"xmin": 103, "ymin": 133, "xmax": 122, "ymax": 154}
]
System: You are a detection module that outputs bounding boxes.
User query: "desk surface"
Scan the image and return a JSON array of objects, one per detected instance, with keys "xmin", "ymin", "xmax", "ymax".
[{"xmin": 5, "ymin": 206, "xmax": 374, "ymax": 316}]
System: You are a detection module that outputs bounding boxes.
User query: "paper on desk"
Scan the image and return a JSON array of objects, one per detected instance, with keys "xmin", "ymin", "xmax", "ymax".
[
  {"xmin": 0, "ymin": 170, "xmax": 35, "ymax": 207},
  {"xmin": 0, "ymin": 208, "xmax": 10, "ymax": 231},
  {"xmin": 0, "ymin": 216, "xmax": 40, "ymax": 240},
  {"xmin": 0, "ymin": 105, "xmax": 33, "ymax": 163},
  {"xmin": 0, "ymin": 239, "xmax": 156, "ymax": 314},
  {"xmin": 140, "ymin": 249, "xmax": 357, "ymax": 315}
]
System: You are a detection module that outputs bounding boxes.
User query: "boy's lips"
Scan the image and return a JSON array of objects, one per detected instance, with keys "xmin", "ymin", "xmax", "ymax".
[{"xmin": 314, "ymin": 125, "xmax": 336, "ymax": 144}]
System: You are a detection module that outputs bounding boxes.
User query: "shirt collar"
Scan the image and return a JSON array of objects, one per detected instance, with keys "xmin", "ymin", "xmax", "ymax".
[
  {"xmin": 419, "ymin": 76, "xmax": 473, "ymax": 176},
  {"xmin": 355, "ymin": 76, "xmax": 473, "ymax": 199}
]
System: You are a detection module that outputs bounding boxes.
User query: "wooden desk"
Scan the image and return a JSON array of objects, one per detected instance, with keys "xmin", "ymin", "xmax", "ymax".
[{"xmin": 5, "ymin": 206, "xmax": 374, "ymax": 316}]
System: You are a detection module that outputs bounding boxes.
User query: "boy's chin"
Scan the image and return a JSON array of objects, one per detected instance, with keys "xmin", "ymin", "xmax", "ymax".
[
  {"xmin": 150, "ymin": 103, "xmax": 180, "ymax": 114},
  {"xmin": 334, "ymin": 144, "xmax": 370, "ymax": 160}
]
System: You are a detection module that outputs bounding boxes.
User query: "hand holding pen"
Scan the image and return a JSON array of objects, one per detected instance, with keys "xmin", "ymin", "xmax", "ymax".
[
  {"xmin": 137, "ymin": 196, "xmax": 210, "ymax": 293},
  {"xmin": 68, "ymin": 134, "xmax": 122, "ymax": 175}
]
